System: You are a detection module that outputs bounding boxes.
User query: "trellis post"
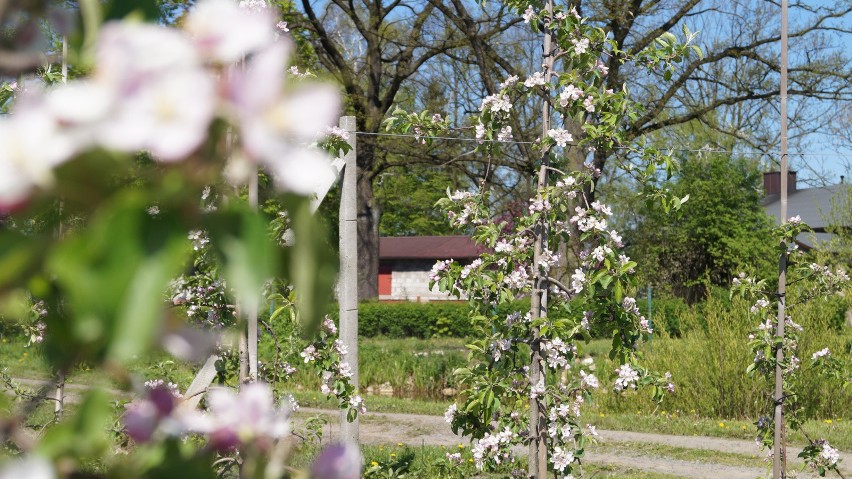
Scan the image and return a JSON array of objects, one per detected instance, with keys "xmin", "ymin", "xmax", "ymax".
[
  {"xmin": 247, "ymin": 167, "xmax": 259, "ymax": 383},
  {"xmin": 338, "ymin": 116, "xmax": 359, "ymax": 444},
  {"xmin": 529, "ymin": 2, "xmax": 554, "ymax": 476},
  {"xmin": 773, "ymin": 0, "xmax": 789, "ymax": 476},
  {"xmin": 55, "ymin": 33, "xmax": 68, "ymax": 420}
]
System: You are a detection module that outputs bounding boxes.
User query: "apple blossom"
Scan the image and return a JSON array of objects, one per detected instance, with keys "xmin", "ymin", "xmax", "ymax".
[
  {"xmin": 0, "ymin": 108, "xmax": 76, "ymax": 210},
  {"xmin": 184, "ymin": 0, "xmax": 275, "ymax": 63},
  {"xmin": 311, "ymin": 443, "xmax": 362, "ymax": 479},
  {"xmin": 0, "ymin": 456, "xmax": 55, "ymax": 479},
  {"xmin": 811, "ymin": 348, "xmax": 830, "ymax": 360}
]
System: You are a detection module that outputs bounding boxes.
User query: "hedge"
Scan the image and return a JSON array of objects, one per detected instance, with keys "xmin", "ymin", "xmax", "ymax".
[{"xmin": 325, "ymin": 300, "xmax": 531, "ymax": 338}]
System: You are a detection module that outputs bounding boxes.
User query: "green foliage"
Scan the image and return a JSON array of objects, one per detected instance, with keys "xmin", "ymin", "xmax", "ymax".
[
  {"xmin": 593, "ymin": 295, "xmax": 852, "ymax": 420},
  {"xmin": 323, "ymin": 300, "xmax": 530, "ymax": 339},
  {"xmin": 817, "ymin": 182, "xmax": 852, "ymax": 268},
  {"xmin": 376, "ymin": 166, "xmax": 464, "ymax": 237},
  {"xmin": 628, "ymin": 154, "xmax": 775, "ymax": 302}
]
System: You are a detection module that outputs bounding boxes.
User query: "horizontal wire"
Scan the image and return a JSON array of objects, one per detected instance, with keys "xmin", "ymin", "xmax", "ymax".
[{"xmin": 352, "ymin": 130, "xmax": 851, "ymax": 157}]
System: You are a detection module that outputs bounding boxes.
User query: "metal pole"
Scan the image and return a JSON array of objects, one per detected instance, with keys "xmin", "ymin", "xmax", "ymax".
[
  {"xmin": 247, "ymin": 169, "xmax": 259, "ymax": 382},
  {"xmin": 55, "ymin": 34, "xmax": 68, "ymax": 420},
  {"xmin": 338, "ymin": 116, "xmax": 359, "ymax": 444},
  {"xmin": 773, "ymin": 0, "xmax": 789, "ymax": 477},
  {"xmin": 647, "ymin": 285, "xmax": 653, "ymax": 349},
  {"xmin": 529, "ymin": 3, "xmax": 553, "ymax": 477}
]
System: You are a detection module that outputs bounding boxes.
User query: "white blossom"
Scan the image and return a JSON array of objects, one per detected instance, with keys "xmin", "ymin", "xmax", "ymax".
[
  {"xmin": 812, "ymin": 348, "xmax": 830, "ymax": 360},
  {"xmin": 547, "ymin": 128, "xmax": 573, "ymax": 147},
  {"xmin": 524, "ymin": 71, "xmax": 546, "ymax": 88},
  {"xmin": 185, "ymin": 0, "xmax": 275, "ymax": 63},
  {"xmin": 614, "ymin": 364, "xmax": 639, "ymax": 391},
  {"xmin": 522, "ymin": 5, "xmax": 535, "ymax": 23},
  {"xmin": 444, "ymin": 403, "xmax": 458, "ymax": 423},
  {"xmin": 571, "ymin": 37, "xmax": 589, "ymax": 55},
  {"xmin": 551, "ymin": 447, "xmax": 574, "ymax": 472}
]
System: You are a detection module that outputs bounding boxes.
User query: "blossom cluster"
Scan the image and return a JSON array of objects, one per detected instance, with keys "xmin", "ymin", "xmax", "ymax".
[
  {"xmin": 299, "ymin": 316, "xmax": 364, "ymax": 419},
  {"xmin": 389, "ymin": 2, "xmax": 702, "ymax": 476},
  {"xmin": 732, "ymin": 219, "xmax": 849, "ymax": 473},
  {"xmin": 471, "ymin": 427, "xmax": 515, "ymax": 470},
  {"xmin": 123, "ymin": 382, "xmax": 292, "ymax": 451},
  {"xmin": 0, "ymin": 0, "xmax": 340, "ymax": 212}
]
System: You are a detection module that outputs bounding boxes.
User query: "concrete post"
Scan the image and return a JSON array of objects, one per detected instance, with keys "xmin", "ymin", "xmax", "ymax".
[
  {"xmin": 248, "ymin": 170, "xmax": 259, "ymax": 383},
  {"xmin": 338, "ymin": 116, "xmax": 359, "ymax": 444}
]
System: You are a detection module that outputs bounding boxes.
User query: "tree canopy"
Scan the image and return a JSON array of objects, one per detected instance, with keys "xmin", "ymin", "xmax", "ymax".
[{"xmin": 627, "ymin": 154, "xmax": 776, "ymax": 302}]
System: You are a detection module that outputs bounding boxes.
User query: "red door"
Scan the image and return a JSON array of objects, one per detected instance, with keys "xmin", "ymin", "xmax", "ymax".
[{"xmin": 378, "ymin": 263, "xmax": 392, "ymax": 296}]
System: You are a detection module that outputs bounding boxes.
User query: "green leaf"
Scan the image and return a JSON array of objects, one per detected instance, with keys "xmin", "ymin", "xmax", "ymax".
[
  {"xmin": 103, "ymin": 0, "xmax": 161, "ymax": 21},
  {"xmin": 0, "ymin": 231, "xmax": 48, "ymax": 290},
  {"xmin": 287, "ymin": 197, "xmax": 338, "ymax": 335},
  {"xmin": 48, "ymin": 193, "xmax": 189, "ymax": 365},
  {"xmin": 109, "ymin": 236, "xmax": 188, "ymax": 362},
  {"xmin": 36, "ymin": 389, "xmax": 112, "ymax": 460},
  {"xmin": 142, "ymin": 439, "xmax": 218, "ymax": 479}
]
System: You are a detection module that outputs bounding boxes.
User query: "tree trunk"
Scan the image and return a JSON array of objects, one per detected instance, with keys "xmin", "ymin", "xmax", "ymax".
[{"xmin": 356, "ymin": 159, "xmax": 380, "ymax": 300}]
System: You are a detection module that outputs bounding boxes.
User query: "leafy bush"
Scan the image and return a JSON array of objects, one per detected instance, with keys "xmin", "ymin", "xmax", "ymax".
[
  {"xmin": 593, "ymin": 294, "xmax": 852, "ymax": 420},
  {"xmin": 320, "ymin": 300, "xmax": 531, "ymax": 339}
]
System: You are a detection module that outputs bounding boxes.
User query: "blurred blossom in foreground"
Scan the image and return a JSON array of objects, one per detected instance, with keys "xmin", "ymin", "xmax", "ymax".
[
  {"xmin": 311, "ymin": 443, "xmax": 362, "ymax": 479},
  {"xmin": 123, "ymin": 381, "xmax": 291, "ymax": 451},
  {"xmin": 186, "ymin": 0, "xmax": 275, "ymax": 63},
  {"xmin": 0, "ymin": 0, "xmax": 339, "ymax": 211},
  {"xmin": 0, "ymin": 455, "xmax": 55, "ymax": 479}
]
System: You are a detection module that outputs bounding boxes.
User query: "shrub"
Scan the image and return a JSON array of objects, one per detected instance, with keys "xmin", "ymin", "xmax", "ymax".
[
  {"xmin": 322, "ymin": 300, "xmax": 531, "ymax": 339},
  {"xmin": 592, "ymin": 294, "xmax": 852, "ymax": 420}
]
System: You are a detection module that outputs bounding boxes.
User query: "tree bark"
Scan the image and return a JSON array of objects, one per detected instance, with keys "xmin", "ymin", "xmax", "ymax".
[{"xmin": 356, "ymin": 174, "xmax": 380, "ymax": 300}]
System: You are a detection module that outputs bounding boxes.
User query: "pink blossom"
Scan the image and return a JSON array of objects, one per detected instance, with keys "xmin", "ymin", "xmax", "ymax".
[
  {"xmin": 225, "ymin": 42, "xmax": 340, "ymax": 194},
  {"xmin": 0, "ymin": 108, "xmax": 76, "ymax": 210},
  {"xmin": 547, "ymin": 128, "xmax": 573, "ymax": 147},
  {"xmin": 196, "ymin": 383, "xmax": 291, "ymax": 447},
  {"xmin": 523, "ymin": 71, "xmax": 546, "ymax": 88},
  {"xmin": 311, "ymin": 443, "xmax": 362, "ymax": 479},
  {"xmin": 522, "ymin": 5, "xmax": 535, "ymax": 23},
  {"xmin": 0, "ymin": 456, "xmax": 55, "ymax": 479},
  {"xmin": 614, "ymin": 364, "xmax": 639, "ymax": 391},
  {"xmin": 811, "ymin": 348, "xmax": 830, "ymax": 360},
  {"xmin": 185, "ymin": 0, "xmax": 275, "ymax": 63}
]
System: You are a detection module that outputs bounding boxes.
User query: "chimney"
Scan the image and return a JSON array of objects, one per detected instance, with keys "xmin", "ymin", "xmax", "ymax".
[{"xmin": 763, "ymin": 171, "xmax": 797, "ymax": 195}]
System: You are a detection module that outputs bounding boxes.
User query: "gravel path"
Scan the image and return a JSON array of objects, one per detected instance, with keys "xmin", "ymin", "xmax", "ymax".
[{"xmin": 297, "ymin": 408, "xmax": 851, "ymax": 479}]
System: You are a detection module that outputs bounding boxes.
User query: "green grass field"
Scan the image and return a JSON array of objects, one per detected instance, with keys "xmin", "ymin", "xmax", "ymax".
[{"xmin": 2, "ymin": 330, "xmax": 850, "ymax": 453}]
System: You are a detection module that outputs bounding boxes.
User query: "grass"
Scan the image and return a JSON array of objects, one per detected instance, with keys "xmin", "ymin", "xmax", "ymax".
[
  {"xmin": 289, "ymin": 390, "xmax": 450, "ymax": 416},
  {"xmin": 592, "ymin": 441, "xmax": 763, "ymax": 468},
  {"xmin": 290, "ymin": 442, "xmax": 692, "ymax": 478},
  {"xmin": 3, "ymin": 303, "xmax": 851, "ymax": 453},
  {"xmin": 584, "ymin": 408, "xmax": 852, "ymax": 451}
]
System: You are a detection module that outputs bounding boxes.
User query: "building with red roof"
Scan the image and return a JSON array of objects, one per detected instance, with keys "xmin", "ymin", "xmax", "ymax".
[{"xmin": 378, "ymin": 235, "xmax": 485, "ymax": 301}]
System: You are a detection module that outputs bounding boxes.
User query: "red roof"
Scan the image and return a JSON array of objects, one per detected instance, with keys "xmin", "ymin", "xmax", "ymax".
[{"xmin": 379, "ymin": 236, "xmax": 485, "ymax": 260}]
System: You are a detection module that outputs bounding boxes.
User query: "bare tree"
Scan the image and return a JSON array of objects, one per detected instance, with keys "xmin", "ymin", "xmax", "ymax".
[{"xmin": 292, "ymin": 0, "xmax": 519, "ymax": 299}]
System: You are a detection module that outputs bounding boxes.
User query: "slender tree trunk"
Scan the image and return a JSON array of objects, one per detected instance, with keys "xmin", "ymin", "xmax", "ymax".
[{"xmin": 529, "ymin": 2, "xmax": 554, "ymax": 476}]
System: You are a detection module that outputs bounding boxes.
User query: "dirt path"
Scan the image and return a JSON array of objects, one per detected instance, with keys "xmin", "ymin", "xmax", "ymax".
[
  {"xmin": 296, "ymin": 408, "xmax": 850, "ymax": 479},
  {"xmin": 5, "ymin": 379, "xmax": 848, "ymax": 478}
]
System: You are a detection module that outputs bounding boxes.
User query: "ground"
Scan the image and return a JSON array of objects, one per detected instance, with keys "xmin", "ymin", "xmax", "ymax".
[{"xmin": 294, "ymin": 407, "xmax": 852, "ymax": 479}]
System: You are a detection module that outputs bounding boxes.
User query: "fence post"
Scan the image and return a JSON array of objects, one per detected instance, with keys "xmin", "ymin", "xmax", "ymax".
[
  {"xmin": 247, "ymin": 168, "xmax": 259, "ymax": 383},
  {"xmin": 339, "ymin": 116, "xmax": 359, "ymax": 444},
  {"xmin": 773, "ymin": 0, "xmax": 789, "ymax": 476}
]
